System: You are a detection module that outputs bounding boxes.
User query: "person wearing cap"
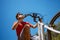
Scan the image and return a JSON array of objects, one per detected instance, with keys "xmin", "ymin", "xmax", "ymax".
[{"xmin": 12, "ymin": 12, "xmax": 38, "ymax": 40}]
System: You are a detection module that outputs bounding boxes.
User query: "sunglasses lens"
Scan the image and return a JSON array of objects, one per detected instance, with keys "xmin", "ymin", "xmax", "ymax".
[{"xmin": 18, "ymin": 17, "xmax": 24, "ymax": 19}]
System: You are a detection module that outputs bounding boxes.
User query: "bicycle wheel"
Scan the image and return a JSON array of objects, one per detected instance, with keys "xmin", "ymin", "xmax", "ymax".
[{"xmin": 48, "ymin": 12, "xmax": 60, "ymax": 40}]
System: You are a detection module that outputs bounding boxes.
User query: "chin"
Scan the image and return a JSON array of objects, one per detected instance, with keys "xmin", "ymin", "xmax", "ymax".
[{"xmin": 21, "ymin": 21, "xmax": 23, "ymax": 22}]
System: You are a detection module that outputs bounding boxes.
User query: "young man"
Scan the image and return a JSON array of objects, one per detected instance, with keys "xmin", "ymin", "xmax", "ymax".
[{"xmin": 12, "ymin": 12, "xmax": 38, "ymax": 40}]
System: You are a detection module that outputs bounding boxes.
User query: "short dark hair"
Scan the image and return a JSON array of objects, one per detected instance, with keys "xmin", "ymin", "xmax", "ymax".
[{"xmin": 16, "ymin": 12, "xmax": 23, "ymax": 20}]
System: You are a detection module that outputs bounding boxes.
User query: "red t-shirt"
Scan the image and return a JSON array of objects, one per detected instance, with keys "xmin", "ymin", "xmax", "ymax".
[{"xmin": 16, "ymin": 22, "xmax": 32, "ymax": 36}]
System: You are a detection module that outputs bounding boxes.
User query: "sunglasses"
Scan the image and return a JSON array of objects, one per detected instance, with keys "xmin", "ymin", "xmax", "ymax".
[{"xmin": 17, "ymin": 15, "xmax": 24, "ymax": 19}]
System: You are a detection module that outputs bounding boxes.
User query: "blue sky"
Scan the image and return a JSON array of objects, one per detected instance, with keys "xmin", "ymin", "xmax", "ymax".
[{"xmin": 0, "ymin": 0, "xmax": 60, "ymax": 40}]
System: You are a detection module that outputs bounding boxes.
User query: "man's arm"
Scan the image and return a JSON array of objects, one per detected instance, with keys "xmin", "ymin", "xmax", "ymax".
[
  {"xmin": 30, "ymin": 23, "xmax": 38, "ymax": 28},
  {"xmin": 12, "ymin": 22, "xmax": 18, "ymax": 30},
  {"xmin": 25, "ymin": 22, "xmax": 38, "ymax": 28}
]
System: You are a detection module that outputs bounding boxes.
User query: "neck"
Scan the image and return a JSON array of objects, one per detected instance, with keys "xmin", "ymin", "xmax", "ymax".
[{"xmin": 18, "ymin": 20, "xmax": 23, "ymax": 23}]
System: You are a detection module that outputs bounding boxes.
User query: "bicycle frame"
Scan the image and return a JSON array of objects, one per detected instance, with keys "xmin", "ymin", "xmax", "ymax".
[{"xmin": 24, "ymin": 13, "xmax": 60, "ymax": 40}]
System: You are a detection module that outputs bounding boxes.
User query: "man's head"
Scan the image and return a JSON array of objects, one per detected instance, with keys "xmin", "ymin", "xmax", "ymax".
[{"xmin": 16, "ymin": 12, "xmax": 24, "ymax": 22}]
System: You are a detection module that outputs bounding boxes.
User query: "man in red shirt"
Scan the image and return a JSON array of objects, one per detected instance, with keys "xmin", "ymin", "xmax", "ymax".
[{"xmin": 12, "ymin": 12, "xmax": 38, "ymax": 40}]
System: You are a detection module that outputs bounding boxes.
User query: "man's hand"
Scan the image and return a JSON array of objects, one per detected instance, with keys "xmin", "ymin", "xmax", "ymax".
[{"xmin": 12, "ymin": 21, "xmax": 18, "ymax": 30}]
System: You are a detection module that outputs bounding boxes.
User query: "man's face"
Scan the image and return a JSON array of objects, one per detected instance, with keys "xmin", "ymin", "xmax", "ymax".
[{"xmin": 17, "ymin": 15, "xmax": 24, "ymax": 22}]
